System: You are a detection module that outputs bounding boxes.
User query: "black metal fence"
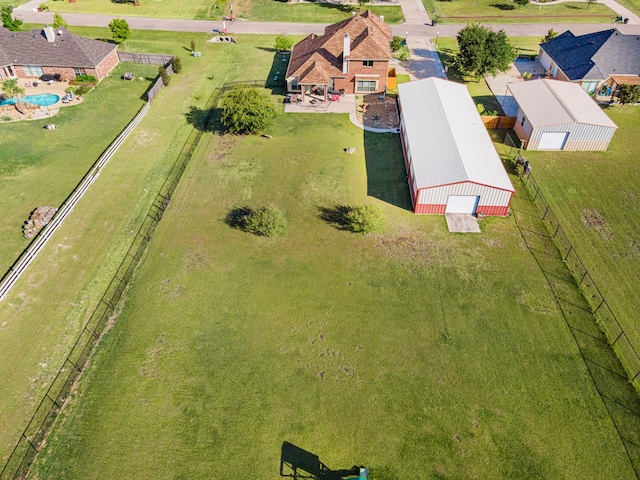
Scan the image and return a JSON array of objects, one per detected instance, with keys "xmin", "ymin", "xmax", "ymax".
[
  {"xmin": 520, "ymin": 170, "xmax": 640, "ymax": 388},
  {"xmin": 0, "ymin": 85, "xmax": 223, "ymax": 480}
]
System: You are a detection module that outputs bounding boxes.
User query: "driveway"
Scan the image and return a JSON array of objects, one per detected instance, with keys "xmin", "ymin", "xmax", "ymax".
[{"xmin": 485, "ymin": 60, "xmax": 545, "ymax": 115}]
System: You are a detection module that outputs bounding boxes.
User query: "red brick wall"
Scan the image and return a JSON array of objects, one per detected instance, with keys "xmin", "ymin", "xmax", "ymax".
[
  {"xmin": 10, "ymin": 48, "xmax": 118, "ymax": 82},
  {"xmin": 334, "ymin": 60, "xmax": 389, "ymax": 94},
  {"xmin": 95, "ymin": 49, "xmax": 120, "ymax": 81},
  {"xmin": 42, "ymin": 67, "xmax": 76, "ymax": 81}
]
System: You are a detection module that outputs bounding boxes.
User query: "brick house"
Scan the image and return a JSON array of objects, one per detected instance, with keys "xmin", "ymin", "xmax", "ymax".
[
  {"xmin": 285, "ymin": 10, "xmax": 393, "ymax": 102},
  {"xmin": 539, "ymin": 28, "xmax": 640, "ymax": 95},
  {"xmin": 0, "ymin": 25, "xmax": 119, "ymax": 82}
]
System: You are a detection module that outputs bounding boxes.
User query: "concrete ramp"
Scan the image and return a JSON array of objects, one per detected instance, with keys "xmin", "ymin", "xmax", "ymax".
[{"xmin": 445, "ymin": 214, "xmax": 481, "ymax": 233}]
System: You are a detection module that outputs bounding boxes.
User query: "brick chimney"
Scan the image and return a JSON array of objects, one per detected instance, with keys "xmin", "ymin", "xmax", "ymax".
[{"xmin": 342, "ymin": 33, "xmax": 350, "ymax": 74}]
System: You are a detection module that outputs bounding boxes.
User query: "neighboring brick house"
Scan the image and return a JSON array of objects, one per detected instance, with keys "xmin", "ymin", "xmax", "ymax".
[
  {"xmin": 285, "ymin": 10, "xmax": 392, "ymax": 101},
  {"xmin": 0, "ymin": 25, "xmax": 119, "ymax": 82},
  {"xmin": 539, "ymin": 28, "xmax": 640, "ymax": 95}
]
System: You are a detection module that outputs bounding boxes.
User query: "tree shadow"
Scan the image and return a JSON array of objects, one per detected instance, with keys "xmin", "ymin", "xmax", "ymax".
[
  {"xmin": 280, "ymin": 442, "xmax": 364, "ymax": 480},
  {"xmin": 317, "ymin": 205, "xmax": 353, "ymax": 231},
  {"xmin": 489, "ymin": 3, "xmax": 515, "ymax": 10},
  {"xmin": 363, "ymin": 131, "xmax": 412, "ymax": 211},
  {"xmin": 184, "ymin": 105, "xmax": 224, "ymax": 133},
  {"xmin": 224, "ymin": 206, "xmax": 254, "ymax": 231}
]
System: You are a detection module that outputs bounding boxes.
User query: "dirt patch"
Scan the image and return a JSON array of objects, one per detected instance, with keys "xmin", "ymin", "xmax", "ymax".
[
  {"xmin": 372, "ymin": 231, "xmax": 439, "ymax": 269},
  {"xmin": 357, "ymin": 94, "xmax": 399, "ymax": 130},
  {"xmin": 581, "ymin": 209, "xmax": 613, "ymax": 239}
]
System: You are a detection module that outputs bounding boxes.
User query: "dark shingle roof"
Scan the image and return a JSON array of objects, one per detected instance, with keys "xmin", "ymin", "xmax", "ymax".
[
  {"xmin": 540, "ymin": 28, "xmax": 640, "ymax": 81},
  {"xmin": 0, "ymin": 26, "xmax": 117, "ymax": 69},
  {"xmin": 286, "ymin": 11, "xmax": 392, "ymax": 83}
]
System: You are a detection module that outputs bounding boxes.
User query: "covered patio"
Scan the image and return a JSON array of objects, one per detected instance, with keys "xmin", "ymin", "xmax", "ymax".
[{"xmin": 284, "ymin": 93, "xmax": 355, "ymax": 114}]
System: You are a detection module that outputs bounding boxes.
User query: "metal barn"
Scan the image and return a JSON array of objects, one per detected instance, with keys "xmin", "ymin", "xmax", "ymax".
[
  {"xmin": 397, "ymin": 78, "xmax": 514, "ymax": 216},
  {"xmin": 507, "ymin": 79, "xmax": 617, "ymax": 151}
]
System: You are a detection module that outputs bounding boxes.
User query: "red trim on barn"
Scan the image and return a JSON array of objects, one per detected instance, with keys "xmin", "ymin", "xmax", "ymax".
[
  {"xmin": 418, "ymin": 179, "xmax": 514, "ymax": 194},
  {"xmin": 414, "ymin": 203, "xmax": 446, "ymax": 214},
  {"xmin": 475, "ymin": 205, "xmax": 510, "ymax": 216}
]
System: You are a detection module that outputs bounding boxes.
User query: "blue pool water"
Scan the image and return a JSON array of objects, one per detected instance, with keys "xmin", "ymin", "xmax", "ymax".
[{"xmin": 0, "ymin": 93, "xmax": 60, "ymax": 107}]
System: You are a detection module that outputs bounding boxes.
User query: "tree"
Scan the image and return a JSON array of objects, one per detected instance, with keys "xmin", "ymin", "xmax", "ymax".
[
  {"xmin": 109, "ymin": 18, "xmax": 131, "ymax": 49},
  {"xmin": 274, "ymin": 34, "xmax": 294, "ymax": 52},
  {"xmin": 52, "ymin": 13, "xmax": 68, "ymax": 28},
  {"xmin": 618, "ymin": 84, "xmax": 640, "ymax": 108},
  {"xmin": 541, "ymin": 28, "xmax": 558, "ymax": 44},
  {"xmin": 454, "ymin": 23, "xmax": 516, "ymax": 81},
  {"xmin": 2, "ymin": 79, "xmax": 25, "ymax": 114},
  {"xmin": 586, "ymin": 0, "xmax": 597, "ymax": 8},
  {"xmin": 1, "ymin": 5, "xmax": 23, "ymax": 31},
  {"xmin": 171, "ymin": 56, "xmax": 182, "ymax": 74},
  {"xmin": 221, "ymin": 85, "xmax": 277, "ymax": 134},
  {"xmin": 514, "ymin": 0, "xmax": 529, "ymax": 7},
  {"xmin": 190, "ymin": 40, "xmax": 196, "ymax": 52},
  {"xmin": 159, "ymin": 65, "xmax": 170, "ymax": 86},
  {"xmin": 357, "ymin": 0, "xmax": 371, "ymax": 9},
  {"xmin": 390, "ymin": 35, "xmax": 404, "ymax": 53}
]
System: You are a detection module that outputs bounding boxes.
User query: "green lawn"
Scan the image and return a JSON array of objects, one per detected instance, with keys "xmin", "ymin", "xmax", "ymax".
[
  {"xmin": 518, "ymin": 106, "xmax": 640, "ymax": 381},
  {"xmin": 424, "ymin": 0, "xmax": 616, "ymax": 23},
  {"xmin": 0, "ymin": 29, "xmax": 279, "ymax": 468},
  {"xmin": 0, "ymin": 63, "xmax": 156, "ymax": 273},
  {"xmin": 28, "ymin": 108, "xmax": 636, "ymax": 478},
  {"xmin": 48, "ymin": 0, "xmax": 405, "ymax": 23}
]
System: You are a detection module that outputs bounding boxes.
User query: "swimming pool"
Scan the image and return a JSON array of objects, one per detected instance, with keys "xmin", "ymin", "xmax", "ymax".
[{"xmin": 0, "ymin": 93, "xmax": 60, "ymax": 107}]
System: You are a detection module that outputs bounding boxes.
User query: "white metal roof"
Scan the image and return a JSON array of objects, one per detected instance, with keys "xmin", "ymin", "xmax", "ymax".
[
  {"xmin": 507, "ymin": 79, "xmax": 618, "ymax": 129},
  {"xmin": 398, "ymin": 78, "xmax": 514, "ymax": 192}
]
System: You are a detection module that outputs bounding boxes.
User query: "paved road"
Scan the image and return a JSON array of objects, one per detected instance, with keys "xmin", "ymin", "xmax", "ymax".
[{"xmin": 14, "ymin": 7, "xmax": 640, "ymax": 37}]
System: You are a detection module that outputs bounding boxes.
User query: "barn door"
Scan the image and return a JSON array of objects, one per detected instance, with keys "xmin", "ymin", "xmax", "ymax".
[
  {"xmin": 445, "ymin": 196, "xmax": 479, "ymax": 214},
  {"xmin": 538, "ymin": 132, "xmax": 568, "ymax": 150}
]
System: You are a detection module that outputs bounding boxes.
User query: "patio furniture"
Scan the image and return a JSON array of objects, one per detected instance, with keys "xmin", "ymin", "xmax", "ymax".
[
  {"xmin": 25, "ymin": 81, "xmax": 33, "ymax": 88},
  {"xmin": 32, "ymin": 80, "xmax": 40, "ymax": 87},
  {"xmin": 330, "ymin": 94, "xmax": 340, "ymax": 102},
  {"xmin": 123, "ymin": 72, "xmax": 135, "ymax": 81}
]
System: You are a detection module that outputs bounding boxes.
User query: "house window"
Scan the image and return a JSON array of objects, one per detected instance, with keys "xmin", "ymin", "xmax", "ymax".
[
  {"xmin": 362, "ymin": 60, "xmax": 373, "ymax": 67},
  {"xmin": 23, "ymin": 65, "xmax": 44, "ymax": 77},
  {"xmin": 356, "ymin": 80, "xmax": 377, "ymax": 93},
  {"xmin": 582, "ymin": 81, "xmax": 598, "ymax": 94},
  {"xmin": 520, "ymin": 116, "xmax": 525, "ymax": 127},
  {"xmin": 290, "ymin": 79, "xmax": 301, "ymax": 91},
  {"xmin": 73, "ymin": 68, "xmax": 87, "ymax": 77}
]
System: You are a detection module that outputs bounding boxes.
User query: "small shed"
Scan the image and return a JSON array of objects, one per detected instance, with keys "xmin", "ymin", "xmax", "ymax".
[
  {"xmin": 397, "ymin": 78, "xmax": 514, "ymax": 216},
  {"xmin": 507, "ymin": 79, "xmax": 617, "ymax": 151}
]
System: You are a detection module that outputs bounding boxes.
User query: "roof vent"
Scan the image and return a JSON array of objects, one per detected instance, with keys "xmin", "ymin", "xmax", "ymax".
[{"xmin": 58, "ymin": 30, "xmax": 63, "ymax": 35}]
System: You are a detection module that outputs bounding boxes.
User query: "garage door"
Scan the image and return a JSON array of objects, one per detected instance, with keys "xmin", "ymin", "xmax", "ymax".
[
  {"xmin": 445, "ymin": 196, "xmax": 479, "ymax": 214},
  {"xmin": 538, "ymin": 132, "xmax": 569, "ymax": 150}
]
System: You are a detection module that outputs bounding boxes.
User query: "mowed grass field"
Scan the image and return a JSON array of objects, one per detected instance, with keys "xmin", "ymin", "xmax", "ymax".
[
  {"xmin": 29, "ymin": 110, "xmax": 635, "ymax": 478},
  {"xmin": 0, "ymin": 63, "xmax": 155, "ymax": 273},
  {"xmin": 0, "ymin": 29, "xmax": 279, "ymax": 468},
  {"xmin": 48, "ymin": 0, "xmax": 405, "ymax": 23},
  {"xmin": 521, "ymin": 107, "xmax": 640, "ymax": 373},
  {"xmin": 424, "ymin": 0, "xmax": 616, "ymax": 23}
]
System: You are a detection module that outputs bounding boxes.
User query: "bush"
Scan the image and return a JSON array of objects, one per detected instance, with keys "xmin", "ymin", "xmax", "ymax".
[
  {"xmin": 171, "ymin": 56, "xmax": 182, "ymax": 74},
  {"xmin": 225, "ymin": 205, "xmax": 287, "ymax": 237},
  {"xmin": 74, "ymin": 85, "xmax": 92, "ymax": 96},
  {"xmin": 246, "ymin": 205, "xmax": 287, "ymax": 237},
  {"xmin": 71, "ymin": 74, "xmax": 98, "ymax": 86},
  {"xmin": 346, "ymin": 204, "xmax": 383, "ymax": 233},
  {"xmin": 159, "ymin": 66, "xmax": 170, "ymax": 86}
]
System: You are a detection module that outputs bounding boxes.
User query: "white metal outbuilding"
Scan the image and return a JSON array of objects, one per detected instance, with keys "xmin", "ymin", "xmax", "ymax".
[
  {"xmin": 507, "ymin": 79, "xmax": 618, "ymax": 151},
  {"xmin": 398, "ymin": 78, "xmax": 514, "ymax": 216}
]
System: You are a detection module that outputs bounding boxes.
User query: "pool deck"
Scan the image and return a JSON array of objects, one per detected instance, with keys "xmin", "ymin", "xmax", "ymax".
[{"xmin": 1, "ymin": 78, "xmax": 81, "ymax": 108}]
